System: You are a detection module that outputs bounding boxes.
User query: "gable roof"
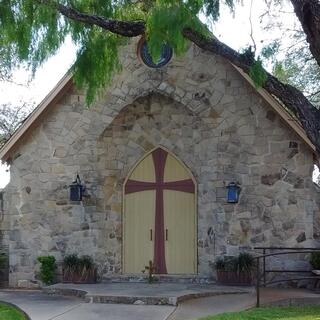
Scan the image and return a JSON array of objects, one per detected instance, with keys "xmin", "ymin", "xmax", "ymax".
[
  {"xmin": 232, "ymin": 65, "xmax": 316, "ymax": 153},
  {"xmin": 0, "ymin": 64, "xmax": 316, "ymax": 162},
  {"xmin": 0, "ymin": 73, "xmax": 73, "ymax": 162}
]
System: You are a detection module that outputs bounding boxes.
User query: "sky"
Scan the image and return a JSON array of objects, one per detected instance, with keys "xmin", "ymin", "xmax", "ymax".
[{"xmin": 0, "ymin": 1, "xmax": 318, "ymax": 188}]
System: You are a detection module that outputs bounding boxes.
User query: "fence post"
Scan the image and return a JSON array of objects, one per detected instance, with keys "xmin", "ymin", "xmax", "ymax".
[{"xmin": 256, "ymin": 257, "xmax": 260, "ymax": 308}]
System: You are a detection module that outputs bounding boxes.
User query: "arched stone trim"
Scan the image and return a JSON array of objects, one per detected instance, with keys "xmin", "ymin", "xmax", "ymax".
[{"xmin": 87, "ymin": 42, "xmax": 224, "ymax": 137}]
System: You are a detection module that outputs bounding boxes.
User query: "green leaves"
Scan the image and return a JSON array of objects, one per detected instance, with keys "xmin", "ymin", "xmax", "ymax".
[
  {"xmin": 37, "ymin": 255, "xmax": 57, "ymax": 285},
  {"xmin": 202, "ymin": 0, "xmax": 236, "ymax": 21},
  {"xmin": 249, "ymin": 58, "xmax": 267, "ymax": 88},
  {"xmin": 146, "ymin": 1, "xmax": 209, "ymax": 63},
  {"xmin": 0, "ymin": 0, "xmax": 232, "ymax": 104},
  {"xmin": 261, "ymin": 41, "xmax": 281, "ymax": 61},
  {"xmin": 73, "ymin": 29, "xmax": 123, "ymax": 105}
]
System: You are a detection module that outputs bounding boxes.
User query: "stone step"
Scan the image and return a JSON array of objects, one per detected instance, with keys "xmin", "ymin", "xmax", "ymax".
[
  {"xmin": 101, "ymin": 274, "xmax": 215, "ymax": 284},
  {"xmin": 44, "ymin": 282, "xmax": 253, "ymax": 306}
]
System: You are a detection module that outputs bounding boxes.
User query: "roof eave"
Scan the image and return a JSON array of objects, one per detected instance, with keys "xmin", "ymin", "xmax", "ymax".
[
  {"xmin": 232, "ymin": 64, "xmax": 316, "ymax": 154},
  {"xmin": 0, "ymin": 72, "xmax": 73, "ymax": 162}
]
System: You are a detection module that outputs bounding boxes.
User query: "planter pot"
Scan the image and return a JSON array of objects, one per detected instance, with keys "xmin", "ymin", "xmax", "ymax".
[
  {"xmin": 216, "ymin": 270, "xmax": 252, "ymax": 285},
  {"xmin": 63, "ymin": 268, "xmax": 97, "ymax": 284},
  {"xmin": 312, "ymin": 270, "xmax": 320, "ymax": 291}
]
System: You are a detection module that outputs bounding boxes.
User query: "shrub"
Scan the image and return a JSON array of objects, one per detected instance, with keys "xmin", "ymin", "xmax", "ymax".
[
  {"xmin": 63, "ymin": 254, "xmax": 96, "ymax": 283},
  {"xmin": 79, "ymin": 255, "xmax": 94, "ymax": 276},
  {"xmin": 79, "ymin": 255, "xmax": 94, "ymax": 270},
  {"xmin": 238, "ymin": 252, "xmax": 255, "ymax": 274},
  {"xmin": 0, "ymin": 252, "xmax": 8, "ymax": 268},
  {"xmin": 310, "ymin": 252, "xmax": 320, "ymax": 269},
  {"xmin": 214, "ymin": 252, "xmax": 255, "ymax": 273},
  {"xmin": 214, "ymin": 253, "xmax": 255, "ymax": 285},
  {"xmin": 214, "ymin": 257, "xmax": 225, "ymax": 271},
  {"xmin": 224, "ymin": 256, "xmax": 239, "ymax": 272},
  {"xmin": 63, "ymin": 254, "xmax": 95, "ymax": 273},
  {"xmin": 63, "ymin": 254, "xmax": 80, "ymax": 273},
  {"xmin": 37, "ymin": 256, "xmax": 56, "ymax": 285}
]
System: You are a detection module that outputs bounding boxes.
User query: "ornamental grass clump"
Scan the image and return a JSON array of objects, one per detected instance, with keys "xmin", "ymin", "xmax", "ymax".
[
  {"xmin": 238, "ymin": 252, "xmax": 255, "ymax": 273},
  {"xmin": 310, "ymin": 252, "xmax": 320, "ymax": 270},
  {"xmin": 63, "ymin": 253, "xmax": 79, "ymax": 278},
  {"xmin": 214, "ymin": 252, "xmax": 255, "ymax": 285},
  {"xmin": 63, "ymin": 253, "xmax": 96, "ymax": 283},
  {"xmin": 0, "ymin": 252, "xmax": 8, "ymax": 269}
]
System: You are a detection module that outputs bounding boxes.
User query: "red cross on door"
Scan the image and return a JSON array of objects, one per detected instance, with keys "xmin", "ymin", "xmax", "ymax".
[{"xmin": 124, "ymin": 148, "xmax": 196, "ymax": 274}]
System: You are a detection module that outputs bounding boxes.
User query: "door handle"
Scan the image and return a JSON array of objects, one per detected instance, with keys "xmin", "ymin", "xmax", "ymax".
[
  {"xmin": 165, "ymin": 229, "xmax": 168, "ymax": 241},
  {"xmin": 150, "ymin": 229, "xmax": 153, "ymax": 241}
]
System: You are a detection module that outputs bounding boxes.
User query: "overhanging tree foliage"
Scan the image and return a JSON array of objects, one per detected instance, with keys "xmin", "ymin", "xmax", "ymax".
[
  {"xmin": 0, "ymin": 103, "xmax": 30, "ymax": 148},
  {"xmin": 260, "ymin": 1, "xmax": 320, "ymax": 107},
  {"xmin": 0, "ymin": 0, "xmax": 320, "ymax": 153}
]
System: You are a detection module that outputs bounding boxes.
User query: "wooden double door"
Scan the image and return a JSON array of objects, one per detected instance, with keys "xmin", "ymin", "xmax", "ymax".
[{"xmin": 123, "ymin": 147, "xmax": 196, "ymax": 274}]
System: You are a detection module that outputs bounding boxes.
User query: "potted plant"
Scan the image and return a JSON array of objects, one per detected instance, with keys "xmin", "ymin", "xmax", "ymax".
[
  {"xmin": 215, "ymin": 252, "xmax": 254, "ymax": 285},
  {"xmin": 237, "ymin": 252, "xmax": 254, "ymax": 284},
  {"xmin": 63, "ymin": 254, "xmax": 96, "ymax": 284},
  {"xmin": 310, "ymin": 252, "xmax": 320, "ymax": 290},
  {"xmin": 310, "ymin": 252, "xmax": 320, "ymax": 270},
  {"xmin": 215, "ymin": 256, "xmax": 238, "ymax": 284}
]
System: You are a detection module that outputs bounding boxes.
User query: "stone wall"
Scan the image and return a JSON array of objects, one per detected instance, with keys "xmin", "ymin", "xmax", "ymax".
[{"xmin": 2, "ymin": 41, "xmax": 320, "ymax": 286}]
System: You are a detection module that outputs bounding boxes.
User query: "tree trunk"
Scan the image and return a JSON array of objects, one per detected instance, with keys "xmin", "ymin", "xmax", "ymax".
[{"xmin": 291, "ymin": 0, "xmax": 320, "ymax": 68}]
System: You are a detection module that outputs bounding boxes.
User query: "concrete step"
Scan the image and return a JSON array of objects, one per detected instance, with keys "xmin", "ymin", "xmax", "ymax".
[
  {"xmin": 44, "ymin": 282, "xmax": 253, "ymax": 306},
  {"xmin": 101, "ymin": 274, "xmax": 215, "ymax": 284}
]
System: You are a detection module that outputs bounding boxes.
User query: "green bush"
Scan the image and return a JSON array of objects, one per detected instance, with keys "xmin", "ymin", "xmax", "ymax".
[
  {"xmin": 0, "ymin": 252, "xmax": 8, "ymax": 268},
  {"xmin": 63, "ymin": 254, "xmax": 94, "ymax": 274},
  {"xmin": 37, "ymin": 256, "xmax": 56, "ymax": 285},
  {"xmin": 238, "ymin": 252, "xmax": 255, "ymax": 273},
  {"xmin": 63, "ymin": 254, "xmax": 79, "ymax": 273},
  {"xmin": 214, "ymin": 252, "xmax": 255, "ymax": 273},
  {"xmin": 310, "ymin": 252, "xmax": 320, "ymax": 269},
  {"xmin": 214, "ymin": 257, "xmax": 225, "ymax": 271},
  {"xmin": 79, "ymin": 255, "xmax": 94, "ymax": 270}
]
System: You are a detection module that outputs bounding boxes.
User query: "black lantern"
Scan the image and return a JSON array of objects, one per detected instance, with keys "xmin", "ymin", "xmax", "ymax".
[
  {"xmin": 69, "ymin": 174, "xmax": 85, "ymax": 201},
  {"xmin": 226, "ymin": 182, "xmax": 241, "ymax": 203}
]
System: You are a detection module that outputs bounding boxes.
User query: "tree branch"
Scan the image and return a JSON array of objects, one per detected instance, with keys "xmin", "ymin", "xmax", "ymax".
[
  {"xmin": 290, "ymin": 0, "xmax": 320, "ymax": 68},
  {"xmin": 308, "ymin": 89, "xmax": 320, "ymax": 97},
  {"xmin": 39, "ymin": 0, "xmax": 146, "ymax": 37},
  {"xmin": 186, "ymin": 28, "xmax": 320, "ymax": 154},
  {"xmin": 40, "ymin": 1, "xmax": 320, "ymax": 154}
]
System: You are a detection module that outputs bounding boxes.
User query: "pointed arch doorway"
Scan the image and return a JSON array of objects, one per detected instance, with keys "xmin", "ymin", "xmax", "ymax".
[{"xmin": 123, "ymin": 147, "xmax": 197, "ymax": 274}]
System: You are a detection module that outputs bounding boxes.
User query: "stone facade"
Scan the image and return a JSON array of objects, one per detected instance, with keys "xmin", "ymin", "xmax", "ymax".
[{"xmin": 1, "ymin": 41, "xmax": 320, "ymax": 287}]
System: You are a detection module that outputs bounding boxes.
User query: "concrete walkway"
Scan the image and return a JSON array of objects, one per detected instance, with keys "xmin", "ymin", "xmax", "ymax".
[
  {"xmin": 0, "ymin": 288, "xmax": 319, "ymax": 320},
  {"xmin": 0, "ymin": 290, "xmax": 175, "ymax": 320},
  {"xmin": 168, "ymin": 288, "xmax": 320, "ymax": 320}
]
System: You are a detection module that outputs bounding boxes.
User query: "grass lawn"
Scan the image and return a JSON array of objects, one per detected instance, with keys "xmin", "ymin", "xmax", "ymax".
[
  {"xmin": 201, "ymin": 306, "xmax": 320, "ymax": 320},
  {"xmin": 0, "ymin": 303, "xmax": 27, "ymax": 320}
]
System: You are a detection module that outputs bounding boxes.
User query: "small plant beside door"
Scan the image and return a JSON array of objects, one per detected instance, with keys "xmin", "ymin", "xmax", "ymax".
[{"xmin": 142, "ymin": 260, "xmax": 158, "ymax": 283}]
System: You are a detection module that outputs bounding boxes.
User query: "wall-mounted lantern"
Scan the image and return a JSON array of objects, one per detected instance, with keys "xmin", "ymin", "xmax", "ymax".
[
  {"xmin": 69, "ymin": 174, "xmax": 85, "ymax": 201},
  {"xmin": 226, "ymin": 182, "xmax": 241, "ymax": 203}
]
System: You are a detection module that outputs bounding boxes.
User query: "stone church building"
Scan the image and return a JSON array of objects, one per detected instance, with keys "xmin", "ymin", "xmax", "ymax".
[{"xmin": 0, "ymin": 40, "xmax": 320, "ymax": 287}]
